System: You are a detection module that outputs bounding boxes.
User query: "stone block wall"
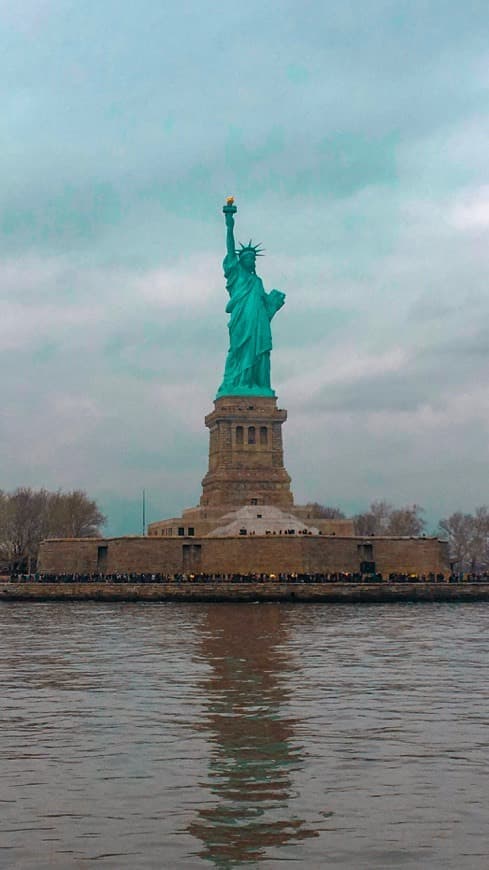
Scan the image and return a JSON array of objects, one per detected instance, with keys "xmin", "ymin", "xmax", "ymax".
[
  {"xmin": 201, "ymin": 396, "xmax": 293, "ymax": 507},
  {"xmin": 38, "ymin": 535, "xmax": 449, "ymax": 577}
]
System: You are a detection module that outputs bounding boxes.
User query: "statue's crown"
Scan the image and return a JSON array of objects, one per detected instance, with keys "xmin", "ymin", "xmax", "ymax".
[{"xmin": 236, "ymin": 239, "xmax": 265, "ymax": 258}]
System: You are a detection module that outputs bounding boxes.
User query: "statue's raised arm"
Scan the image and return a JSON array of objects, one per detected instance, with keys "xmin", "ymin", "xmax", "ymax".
[
  {"xmin": 216, "ymin": 197, "xmax": 286, "ymax": 400},
  {"xmin": 223, "ymin": 196, "xmax": 237, "ymax": 259}
]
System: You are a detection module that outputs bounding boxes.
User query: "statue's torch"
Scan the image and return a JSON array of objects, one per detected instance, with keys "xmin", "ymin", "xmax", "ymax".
[{"xmin": 223, "ymin": 195, "xmax": 237, "ymax": 216}]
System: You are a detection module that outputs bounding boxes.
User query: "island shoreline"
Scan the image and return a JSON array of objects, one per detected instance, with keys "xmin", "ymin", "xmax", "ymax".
[{"xmin": 2, "ymin": 582, "xmax": 489, "ymax": 604}]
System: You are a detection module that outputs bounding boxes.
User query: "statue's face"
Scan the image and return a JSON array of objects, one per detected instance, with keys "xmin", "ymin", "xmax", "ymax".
[{"xmin": 239, "ymin": 251, "xmax": 256, "ymax": 273}]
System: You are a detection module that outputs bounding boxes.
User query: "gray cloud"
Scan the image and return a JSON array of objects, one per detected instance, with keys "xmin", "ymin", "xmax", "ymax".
[{"xmin": 1, "ymin": 1, "xmax": 489, "ymax": 533}]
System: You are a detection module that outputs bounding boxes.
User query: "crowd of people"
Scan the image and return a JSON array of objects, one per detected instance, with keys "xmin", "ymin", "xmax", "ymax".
[{"xmin": 7, "ymin": 571, "xmax": 489, "ymax": 584}]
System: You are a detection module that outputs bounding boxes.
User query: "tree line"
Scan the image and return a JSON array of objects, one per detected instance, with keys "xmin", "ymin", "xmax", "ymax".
[
  {"xmin": 0, "ymin": 488, "xmax": 106, "ymax": 574},
  {"xmin": 309, "ymin": 500, "xmax": 489, "ymax": 571},
  {"xmin": 2, "ymin": 489, "xmax": 488, "ymax": 575}
]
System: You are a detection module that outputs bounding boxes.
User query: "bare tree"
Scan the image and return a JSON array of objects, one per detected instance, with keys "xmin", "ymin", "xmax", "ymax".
[
  {"xmin": 0, "ymin": 488, "xmax": 49, "ymax": 573},
  {"xmin": 46, "ymin": 490, "xmax": 105, "ymax": 538},
  {"xmin": 439, "ymin": 507, "xmax": 489, "ymax": 571},
  {"xmin": 354, "ymin": 500, "xmax": 426, "ymax": 536},
  {"xmin": 0, "ymin": 490, "xmax": 12, "ymax": 573},
  {"xmin": 472, "ymin": 507, "xmax": 489, "ymax": 570},
  {"xmin": 304, "ymin": 502, "xmax": 346, "ymax": 519},
  {"xmin": 354, "ymin": 500, "xmax": 393, "ymax": 536},
  {"xmin": 388, "ymin": 505, "xmax": 426, "ymax": 536},
  {"xmin": 0, "ymin": 488, "xmax": 106, "ymax": 573}
]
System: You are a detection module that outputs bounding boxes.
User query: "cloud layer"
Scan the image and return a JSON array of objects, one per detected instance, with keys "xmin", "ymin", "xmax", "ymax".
[{"xmin": 1, "ymin": 1, "xmax": 488, "ymax": 533}]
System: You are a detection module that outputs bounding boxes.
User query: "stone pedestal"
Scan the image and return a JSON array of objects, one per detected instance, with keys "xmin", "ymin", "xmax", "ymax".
[{"xmin": 200, "ymin": 395, "xmax": 293, "ymax": 508}]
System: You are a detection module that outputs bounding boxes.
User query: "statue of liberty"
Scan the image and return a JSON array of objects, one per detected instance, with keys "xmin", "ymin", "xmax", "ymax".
[{"xmin": 216, "ymin": 198, "xmax": 286, "ymax": 398}]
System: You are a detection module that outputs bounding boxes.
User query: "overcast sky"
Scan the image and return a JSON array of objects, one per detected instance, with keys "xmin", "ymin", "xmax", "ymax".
[{"xmin": 1, "ymin": 0, "xmax": 488, "ymax": 535}]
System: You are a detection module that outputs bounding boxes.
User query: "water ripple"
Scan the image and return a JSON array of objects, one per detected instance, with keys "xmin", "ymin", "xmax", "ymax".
[{"xmin": 1, "ymin": 602, "xmax": 489, "ymax": 867}]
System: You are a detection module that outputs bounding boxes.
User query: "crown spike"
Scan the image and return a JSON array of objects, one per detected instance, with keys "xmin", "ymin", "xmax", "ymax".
[{"xmin": 236, "ymin": 238, "xmax": 266, "ymax": 258}]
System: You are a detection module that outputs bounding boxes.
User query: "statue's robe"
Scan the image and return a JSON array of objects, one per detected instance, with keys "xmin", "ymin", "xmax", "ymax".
[{"xmin": 217, "ymin": 253, "xmax": 284, "ymax": 397}]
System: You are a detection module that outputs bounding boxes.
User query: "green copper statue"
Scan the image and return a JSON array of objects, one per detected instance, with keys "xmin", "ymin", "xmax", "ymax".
[{"xmin": 216, "ymin": 197, "xmax": 286, "ymax": 398}]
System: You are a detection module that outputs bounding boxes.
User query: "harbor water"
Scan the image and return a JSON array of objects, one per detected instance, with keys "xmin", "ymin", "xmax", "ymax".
[{"xmin": 1, "ymin": 602, "xmax": 488, "ymax": 868}]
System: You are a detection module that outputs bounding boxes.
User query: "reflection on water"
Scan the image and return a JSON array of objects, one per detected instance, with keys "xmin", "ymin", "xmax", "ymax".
[
  {"xmin": 1, "ymin": 602, "xmax": 489, "ymax": 868},
  {"xmin": 189, "ymin": 605, "xmax": 317, "ymax": 865}
]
